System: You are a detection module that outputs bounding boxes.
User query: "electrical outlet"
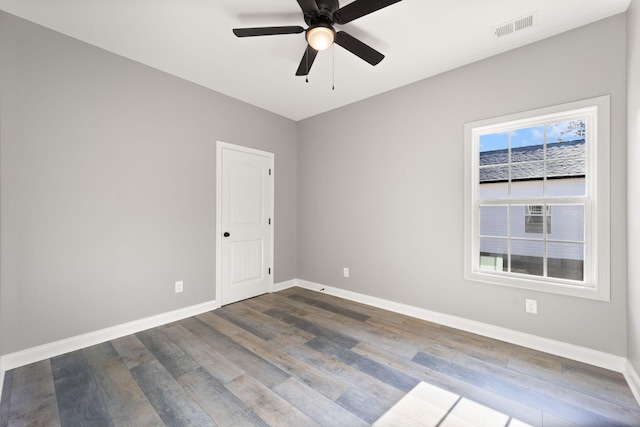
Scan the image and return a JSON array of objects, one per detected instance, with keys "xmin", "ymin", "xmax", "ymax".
[
  {"xmin": 525, "ymin": 298, "xmax": 537, "ymax": 314},
  {"xmin": 175, "ymin": 280, "xmax": 183, "ymax": 293},
  {"xmin": 343, "ymin": 267, "xmax": 349, "ymax": 278}
]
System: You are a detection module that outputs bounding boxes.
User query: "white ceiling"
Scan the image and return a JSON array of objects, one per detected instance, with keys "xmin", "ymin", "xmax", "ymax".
[{"xmin": 0, "ymin": 0, "xmax": 631, "ymax": 121}]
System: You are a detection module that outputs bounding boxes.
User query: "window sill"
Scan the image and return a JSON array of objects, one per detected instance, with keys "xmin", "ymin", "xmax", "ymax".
[{"xmin": 465, "ymin": 270, "xmax": 610, "ymax": 301}]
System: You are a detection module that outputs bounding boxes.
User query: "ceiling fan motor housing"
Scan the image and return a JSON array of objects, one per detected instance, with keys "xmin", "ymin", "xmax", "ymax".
[{"xmin": 304, "ymin": 0, "xmax": 339, "ymax": 26}]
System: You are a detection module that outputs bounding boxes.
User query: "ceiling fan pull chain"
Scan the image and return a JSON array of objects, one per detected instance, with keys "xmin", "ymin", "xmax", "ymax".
[{"xmin": 332, "ymin": 44, "xmax": 335, "ymax": 91}]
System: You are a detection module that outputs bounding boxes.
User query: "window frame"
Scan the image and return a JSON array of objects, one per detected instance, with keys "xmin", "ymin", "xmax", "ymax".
[{"xmin": 464, "ymin": 96, "xmax": 610, "ymax": 301}]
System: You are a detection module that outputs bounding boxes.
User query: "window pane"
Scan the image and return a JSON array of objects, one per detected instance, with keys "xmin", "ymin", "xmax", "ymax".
[
  {"xmin": 547, "ymin": 177, "xmax": 585, "ymax": 197},
  {"xmin": 479, "ymin": 133, "xmax": 509, "ymax": 166},
  {"xmin": 548, "ymin": 205, "xmax": 584, "ymax": 242},
  {"xmin": 480, "ymin": 206, "xmax": 508, "ymax": 237},
  {"xmin": 511, "ymin": 240, "xmax": 544, "ymax": 276},
  {"xmin": 511, "ymin": 162, "xmax": 544, "ymax": 181},
  {"xmin": 547, "ymin": 242, "xmax": 584, "ymax": 281},
  {"xmin": 511, "ymin": 205, "xmax": 543, "ymax": 240},
  {"xmin": 511, "ymin": 178, "xmax": 544, "ymax": 198},
  {"xmin": 512, "ymin": 144, "xmax": 545, "ymax": 163},
  {"xmin": 479, "ymin": 182, "xmax": 509, "ymax": 199},
  {"xmin": 479, "ymin": 238, "xmax": 507, "ymax": 272},
  {"xmin": 546, "ymin": 140, "xmax": 586, "ymax": 160},
  {"xmin": 546, "ymin": 119, "xmax": 586, "ymax": 143},
  {"xmin": 546, "ymin": 159, "xmax": 586, "ymax": 178},
  {"xmin": 511, "ymin": 126, "xmax": 545, "ymax": 162},
  {"xmin": 511, "ymin": 162, "xmax": 544, "ymax": 198},
  {"xmin": 479, "ymin": 165, "xmax": 509, "ymax": 183},
  {"xmin": 523, "ymin": 205, "xmax": 550, "ymax": 234},
  {"xmin": 524, "ymin": 214, "xmax": 547, "ymax": 234}
]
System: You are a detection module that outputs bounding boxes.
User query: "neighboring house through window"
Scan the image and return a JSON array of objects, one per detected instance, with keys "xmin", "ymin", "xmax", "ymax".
[{"xmin": 464, "ymin": 96, "xmax": 610, "ymax": 300}]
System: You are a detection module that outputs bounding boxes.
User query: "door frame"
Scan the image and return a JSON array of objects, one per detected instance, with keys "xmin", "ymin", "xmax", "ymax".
[{"xmin": 215, "ymin": 141, "xmax": 274, "ymax": 308}]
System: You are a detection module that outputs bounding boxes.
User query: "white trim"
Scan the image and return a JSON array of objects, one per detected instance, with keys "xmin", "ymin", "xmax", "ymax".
[
  {"xmin": 625, "ymin": 360, "xmax": 640, "ymax": 406},
  {"xmin": 216, "ymin": 141, "xmax": 275, "ymax": 308},
  {"xmin": 273, "ymin": 279, "xmax": 297, "ymax": 292},
  {"xmin": 215, "ymin": 141, "xmax": 223, "ymax": 309},
  {"xmin": 293, "ymin": 278, "xmax": 626, "ymax": 373},
  {"xmin": 0, "ymin": 368, "xmax": 4, "ymax": 405},
  {"xmin": 0, "ymin": 300, "xmax": 215, "ymax": 373}
]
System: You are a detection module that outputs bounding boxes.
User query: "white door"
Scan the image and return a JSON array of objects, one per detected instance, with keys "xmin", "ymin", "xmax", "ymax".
[{"xmin": 216, "ymin": 142, "xmax": 274, "ymax": 306}]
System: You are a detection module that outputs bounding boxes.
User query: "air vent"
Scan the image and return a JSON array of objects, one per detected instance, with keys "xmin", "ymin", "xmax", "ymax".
[{"xmin": 494, "ymin": 12, "xmax": 537, "ymax": 38}]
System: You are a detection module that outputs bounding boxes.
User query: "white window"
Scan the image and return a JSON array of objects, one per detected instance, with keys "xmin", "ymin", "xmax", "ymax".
[{"xmin": 464, "ymin": 96, "xmax": 610, "ymax": 301}]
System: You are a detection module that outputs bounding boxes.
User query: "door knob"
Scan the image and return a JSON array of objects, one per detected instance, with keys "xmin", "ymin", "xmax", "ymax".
[{"xmin": 223, "ymin": 232, "xmax": 230, "ymax": 237}]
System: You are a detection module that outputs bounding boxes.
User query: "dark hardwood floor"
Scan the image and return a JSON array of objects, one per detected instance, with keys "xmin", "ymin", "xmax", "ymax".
[{"xmin": 1, "ymin": 287, "xmax": 639, "ymax": 426}]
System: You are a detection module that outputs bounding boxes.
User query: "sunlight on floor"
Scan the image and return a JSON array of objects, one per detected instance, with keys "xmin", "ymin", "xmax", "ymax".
[{"xmin": 373, "ymin": 382, "xmax": 533, "ymax": 427}]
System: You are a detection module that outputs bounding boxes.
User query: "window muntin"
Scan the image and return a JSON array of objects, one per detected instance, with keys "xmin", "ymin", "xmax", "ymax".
[{"xmin": 464, "ymin": 96, "xmax": 610, "ymax": 301}]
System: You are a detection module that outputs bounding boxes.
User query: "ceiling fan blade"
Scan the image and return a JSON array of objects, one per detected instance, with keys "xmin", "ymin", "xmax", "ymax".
[
  {"xmin": 334, "ymin": 0, "xmax": 402, "ymax": 24},
  {"xmin": 296, "ymin": 0, "xmax": 319, "ymax": 15},
  {"xmin": 335, "ymin": 31, "xmax": 384, "ymax": 65},
  {"xmin": 295, "ymin": 45, "xmax": 319, "ymax": 76},
  {"xmin": 233, "ymin": 26, "xmax": 305, "ymax": 37}
]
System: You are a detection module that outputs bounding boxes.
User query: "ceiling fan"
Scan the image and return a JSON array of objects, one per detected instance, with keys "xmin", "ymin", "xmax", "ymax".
[{"xmin": 233, "ymin": 0, "xmax": 402, "ymax": 76}]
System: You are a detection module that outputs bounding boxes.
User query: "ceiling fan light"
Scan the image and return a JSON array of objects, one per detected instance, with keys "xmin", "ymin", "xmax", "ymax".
[{"xmin": 307, "ymin": 26, "xmax": 335, "ymax": 51}]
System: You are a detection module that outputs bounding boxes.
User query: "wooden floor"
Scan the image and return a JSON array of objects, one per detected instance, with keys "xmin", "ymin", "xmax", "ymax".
[{"xmin": 1, "ymin": 287, "xmax": 639, "ymax": 426}]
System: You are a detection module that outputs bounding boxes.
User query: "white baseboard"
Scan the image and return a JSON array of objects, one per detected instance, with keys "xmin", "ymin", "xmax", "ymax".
[
  {"xmin": 293, "ymin": 279, "xmax": 628, "ymax": 373},
  {"xmin": 273, "ymin": 279, "xmax": 297, "ymax": 292},
  {"xmin": 0, "ymin": 300, "xmax": 216, "ymax": 375},
  {"xmin": 625, "ymin": 360, "xmax": 640, "ymax": 405}
]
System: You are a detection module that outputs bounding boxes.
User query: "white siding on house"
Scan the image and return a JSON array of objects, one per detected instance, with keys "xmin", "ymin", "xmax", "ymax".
[{"xmin": 479, "ymin": 178, "xmax": 585, "ymax": 262}]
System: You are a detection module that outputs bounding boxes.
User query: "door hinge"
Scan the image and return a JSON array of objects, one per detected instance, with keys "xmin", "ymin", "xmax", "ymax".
[
  {"xmin": 269, "ymin": 218, "xmax": 271, "ymax": 225},
  {"xmin": 269, "ymin": 168, "xmax": 272, "ymax": 176},
  {"xmin": 268, "ymin": 268, "xmax": 271, "ymax": 275}
]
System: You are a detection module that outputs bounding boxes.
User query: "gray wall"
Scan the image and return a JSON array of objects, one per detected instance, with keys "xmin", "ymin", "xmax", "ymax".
[
  {"xmin": 627, "ymin": 0, "xmax": 640, "ymax": 372},
  {"xmin": 0, "ymin": 12, "xmax": 298, "ymax": 355},
  {"xmin": 297, "ymin": 14, "xmax": 628, "ymax": 355},
  {"xmin": 0, "ymin": 9, "xmax": 633, "ymax": 360}
]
